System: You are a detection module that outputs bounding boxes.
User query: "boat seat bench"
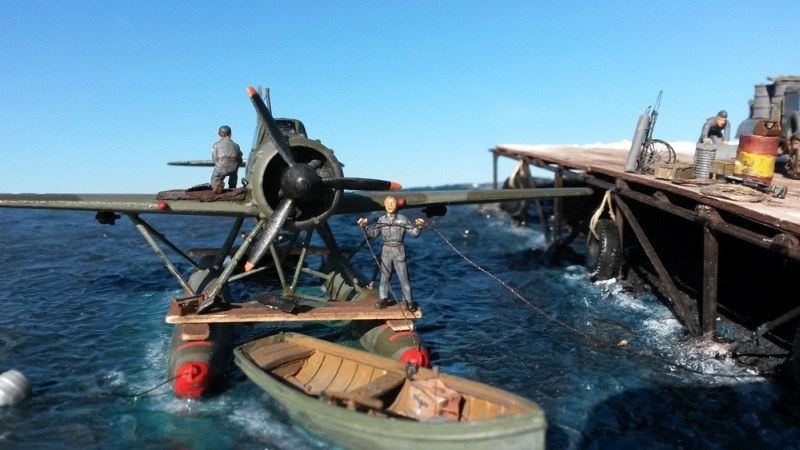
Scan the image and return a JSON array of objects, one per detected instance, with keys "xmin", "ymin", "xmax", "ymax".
[
  {"xmin": 323, "ymin": 373, "xmax": 406, "ymax": 411},
  {"xmin": 252, "ymin": 342, "xmax": 315, "ymax": 370}
]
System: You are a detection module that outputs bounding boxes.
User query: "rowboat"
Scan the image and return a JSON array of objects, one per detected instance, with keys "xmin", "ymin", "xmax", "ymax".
[{"xmin": 233, "ymin": 332, "xmax": 546, "ymax": 450}]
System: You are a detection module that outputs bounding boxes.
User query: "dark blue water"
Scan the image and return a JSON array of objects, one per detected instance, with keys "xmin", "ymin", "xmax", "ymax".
[{"xmin": 1, "ymin": 203, "xmax": 799, "ymax": 449}]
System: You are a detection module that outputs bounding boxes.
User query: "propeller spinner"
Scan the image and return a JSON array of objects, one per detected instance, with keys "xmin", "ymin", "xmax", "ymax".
[{"xmin": 242, "ymin": 86, "xmax": 399, "ymax": 272}]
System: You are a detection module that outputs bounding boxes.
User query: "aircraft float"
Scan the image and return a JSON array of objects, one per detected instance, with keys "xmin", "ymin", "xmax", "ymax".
[{"xmin": 0, "ymin": 86, "xmax": 592, "ymax": 399}]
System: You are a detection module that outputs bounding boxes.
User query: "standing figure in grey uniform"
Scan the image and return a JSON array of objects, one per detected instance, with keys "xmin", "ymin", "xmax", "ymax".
[
  {"xmin": 210, "ymin": 125, "xmax": 243, "ymax": 192},
  {"xmin": 357, "ymin": 195, "xmax": 425, "ymax": 311}
]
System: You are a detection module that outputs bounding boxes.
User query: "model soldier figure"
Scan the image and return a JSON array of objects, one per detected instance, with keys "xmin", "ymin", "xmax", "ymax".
[
  {"xmin": 699, "ymin": 110, "xmax": 730, "ymax": 145},
  {"xmin": 357, "ymin": 196, "xmax": 425, "ymax": 311},
  {"xmin": 210, "ymin": 125, "xmax": 243, "ymax": 194}
]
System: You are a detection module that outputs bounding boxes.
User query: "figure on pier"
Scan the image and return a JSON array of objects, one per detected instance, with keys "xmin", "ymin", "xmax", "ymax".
[{"xmin": 699, "ymin": 110, "xmax": 730, "ymax": 145}]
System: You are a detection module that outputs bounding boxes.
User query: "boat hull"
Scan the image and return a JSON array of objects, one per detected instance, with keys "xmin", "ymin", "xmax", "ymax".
[{"xmin": 233, "ymin": 332, "xmax": 546, "ymax": 450}]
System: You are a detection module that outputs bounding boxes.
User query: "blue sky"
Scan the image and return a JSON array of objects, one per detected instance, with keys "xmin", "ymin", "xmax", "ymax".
[{"xmin": 1, "ymin": 1, "xmax": 797, "ymax": 193}]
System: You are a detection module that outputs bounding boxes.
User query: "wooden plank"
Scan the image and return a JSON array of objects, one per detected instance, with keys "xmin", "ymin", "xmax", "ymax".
[
  {"xmin": 323, "ymin": 372, "xmax": 406, "ymax": 411},
  {"xmin": 347, "ymin": 372, "xmax": 405, "ymax": 398},
  {"xmin": 387, "ymin": 319, "xmax": 414, "ymax": 331},
  {"xmin": 166, "ymin": 300, "xmax": 422, "ymax": 324},
  {"xmin": 180, "ymin": 323, "xmax": 210, "ymax": 341},
  {"xmin": 255, "ymin": 343, "xmax": 314, "ymax": 370}
]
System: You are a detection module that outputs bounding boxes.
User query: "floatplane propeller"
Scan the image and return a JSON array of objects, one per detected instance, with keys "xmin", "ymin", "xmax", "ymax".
[
  {"xmin": 241, "ymin": 88, "xmax": 399, "ymax": 271},
  {"xmin": 195, "ymin": 87, "xmax": 402, "ymax": 312}
]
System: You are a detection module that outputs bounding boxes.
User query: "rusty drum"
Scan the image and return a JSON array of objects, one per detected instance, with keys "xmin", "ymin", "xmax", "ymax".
[{"xmin": 733, "ymin": 134, "xmax": 780, "ymax": 184}]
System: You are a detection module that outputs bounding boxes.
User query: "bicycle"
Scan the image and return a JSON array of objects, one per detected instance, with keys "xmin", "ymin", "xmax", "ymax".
[{"xmin": 636, "ymin": 91, "xmax": 676, "ymax": 174}]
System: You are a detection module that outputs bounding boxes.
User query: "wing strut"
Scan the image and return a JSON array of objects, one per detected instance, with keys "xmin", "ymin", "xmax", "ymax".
[
  {"xmin": 316, "ymin": 222, "xmax": 364, "ymax": 290},
  {"xmin": 128, "ymin": 214, "xmax": 197, "ymax": 296},
  {"xmin": 211, "ymin": 216, "xmax": 246, "ymax": 270},
  {"xmin": 197, "ymin": 218, "xmax": 267, "ymax": 312}
]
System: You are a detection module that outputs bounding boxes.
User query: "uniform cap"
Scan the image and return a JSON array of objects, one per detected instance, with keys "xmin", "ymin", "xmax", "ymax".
[
  {"xmin": 717, "ymin": 110, "xmax": 728, "ymax": 119},
  {"xmin": 218, "ymin": 125, "xmax": 232, "ymax": 135}
]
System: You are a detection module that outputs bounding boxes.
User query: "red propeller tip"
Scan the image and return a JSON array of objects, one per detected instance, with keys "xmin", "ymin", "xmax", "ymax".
[
  {"xmin": 246, "ymin": 86, "xmax": 257, "ymax": 96},
  {"xmin": 389, "ymin": 182, "xmax": 402, "ymax": 190}
]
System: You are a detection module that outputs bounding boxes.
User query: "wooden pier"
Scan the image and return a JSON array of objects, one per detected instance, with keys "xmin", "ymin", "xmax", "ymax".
[{"xmin": 490, "ymin": 144, "xmax": 800, "ymax": 371}]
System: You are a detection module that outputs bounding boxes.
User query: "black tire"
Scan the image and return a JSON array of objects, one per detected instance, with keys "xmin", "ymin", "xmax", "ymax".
[
  {"xmin": 792, "ymin": 325, "xmax": 800, "ymax": 388},
  {"xmin": 500, "ymin": 175, "xmax": 534, "ymax": 221},
  {"xmin": 586, "ymin": 218, "xmax": 622, "ymax": 281}
]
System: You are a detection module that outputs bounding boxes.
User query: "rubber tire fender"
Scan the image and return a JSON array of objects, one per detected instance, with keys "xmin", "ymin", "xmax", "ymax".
[
  {"xmin": 585, "ymin": 218, "xmax": 622, "ymax": 281},
  {"xmin": 500, "ymin": 175, "xmax": 534, "ymax": 219},
  {"xmin": 792, "ymin": 324, "xmax": 800, "ymax": 388}
]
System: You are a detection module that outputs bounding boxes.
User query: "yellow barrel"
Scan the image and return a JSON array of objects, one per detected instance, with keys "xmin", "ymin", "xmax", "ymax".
[{"xmin": 733, "ymin": 134, "xmax": 780, "ymax": 184}]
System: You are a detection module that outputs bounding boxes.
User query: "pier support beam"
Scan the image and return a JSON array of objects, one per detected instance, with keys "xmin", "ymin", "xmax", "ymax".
[
  {"xmin": 697, "ymin": 206, "xmax": 722, "ymax": 336},
  {"xmin": 614, "ymin": 194, "xmax": 699, "ymax": 335}
]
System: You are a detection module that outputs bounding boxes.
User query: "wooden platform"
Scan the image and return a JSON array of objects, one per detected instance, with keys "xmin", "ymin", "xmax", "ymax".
[
  {"xmin": 166, "ymin": 299, "xmax": 422, "ymax": 324},
  {"xmin": 494, "ymin": 144, "xmax": 800, "ymax": 237}
]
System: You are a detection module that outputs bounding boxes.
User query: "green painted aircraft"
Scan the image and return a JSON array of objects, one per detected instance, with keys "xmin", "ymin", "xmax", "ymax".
[{"xmin": 0, "ymin": 85, "xmax": 593, "ymax": 398}]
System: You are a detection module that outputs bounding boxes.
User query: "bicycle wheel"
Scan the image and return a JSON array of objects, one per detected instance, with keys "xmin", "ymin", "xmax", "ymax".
[{"xmin": 637, "ymin": 139, "xmax": 676, "ymax": 174}]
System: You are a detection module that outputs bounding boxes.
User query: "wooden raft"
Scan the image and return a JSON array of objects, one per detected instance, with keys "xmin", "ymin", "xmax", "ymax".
[{"xmin": 166, "ymin": 299, "xmax": 421, "ymax": 325}]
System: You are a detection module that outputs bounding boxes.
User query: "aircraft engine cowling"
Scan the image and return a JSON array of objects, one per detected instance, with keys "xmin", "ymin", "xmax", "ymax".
[{"xmin": 245, "ymin": 136, "xmax": 344, "ymax": 229}]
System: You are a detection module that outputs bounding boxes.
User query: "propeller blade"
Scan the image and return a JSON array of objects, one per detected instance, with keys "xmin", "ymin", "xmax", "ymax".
[
  {"xmin": 247, "ymin": 86, "xmax": 296, "ymax": 167},
  {"xmin": 321, "ymin": 177, "xmax": 402, "ymax": 191},
  {"xmin": 244, "ymin": 199, "xmax": 294, "ymax": 272}
]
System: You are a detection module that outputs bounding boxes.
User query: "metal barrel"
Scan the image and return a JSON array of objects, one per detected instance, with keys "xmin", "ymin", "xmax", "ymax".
[
  {"xmin": 751, "ymin": 84, "xmax": 771, "ymax": 119},
  {"xmin": 733, "ymin": 135, "xmax": 780, "ymax": 184}
]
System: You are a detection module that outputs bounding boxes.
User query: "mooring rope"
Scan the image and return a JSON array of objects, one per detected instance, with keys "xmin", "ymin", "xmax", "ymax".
[
  {"xmin": 101, "ymin": 373, "xmax": 184, "ymax": 399},
  {"xmin": 415, "ymin": 221, "xmax": 765, "ymax": 381},
  {"xmin": 423, "ymin": 224, "xmax": 601, "ymax": 342},
  {"xmin": 588, "ymin": 190, "xmax": 616, "ymax": 240}
]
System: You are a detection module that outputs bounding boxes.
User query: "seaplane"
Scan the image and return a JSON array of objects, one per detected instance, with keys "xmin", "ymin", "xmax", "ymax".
[{"xmin": 0, "ymin": 86, "xmax": 593, "ymax": 399}]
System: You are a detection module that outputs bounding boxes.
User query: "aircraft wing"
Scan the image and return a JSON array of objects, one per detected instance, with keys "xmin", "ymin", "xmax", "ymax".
[
  {"xmin": 338, "ymin": 187, "xmax": 593, "ymax": 214},
  {"xmin": 0, "ymin": 186, "xmax": 591, "ymax": 218},
  {"xmin": 0, "ymin": 193, "xmax": 259, "ymax": 217},
  {"xmin": 167, "ymin": 160, "xmax": 246, "ymax": 167}
]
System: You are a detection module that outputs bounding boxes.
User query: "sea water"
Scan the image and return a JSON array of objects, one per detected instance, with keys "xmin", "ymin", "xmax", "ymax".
[{"xmin": 0, "ymin": 202, "xmax": 799, "ymax": 449}]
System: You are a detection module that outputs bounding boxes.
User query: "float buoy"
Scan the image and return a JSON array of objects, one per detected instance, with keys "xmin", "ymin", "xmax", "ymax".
[
  {"xmin": 359, "ymin": 323, "xmax": 430, "ymax": 368},
  {"xmin": 0, "ymin": 369, "xmax": 30, "ymax": 406}
]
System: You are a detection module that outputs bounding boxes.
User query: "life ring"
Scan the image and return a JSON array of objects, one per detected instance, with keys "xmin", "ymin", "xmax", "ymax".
[{"xmin": 585, "ymin": 218, "xmax": 622, "ymax": 281}]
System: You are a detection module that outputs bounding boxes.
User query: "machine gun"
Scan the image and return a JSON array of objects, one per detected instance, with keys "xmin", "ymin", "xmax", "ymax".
[{"xmin": 724, "ymin": 175, "xmax": 788, "ymax": 198}]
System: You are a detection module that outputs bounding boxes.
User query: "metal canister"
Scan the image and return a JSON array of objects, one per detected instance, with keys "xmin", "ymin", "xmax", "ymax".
[
  {"xmin": 694, "ymin": 144, "xmax": 716, "ymax": 179},
  {"xmin": 733, "ymin": 134, "xmax": 780, "ymax": 184}
]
